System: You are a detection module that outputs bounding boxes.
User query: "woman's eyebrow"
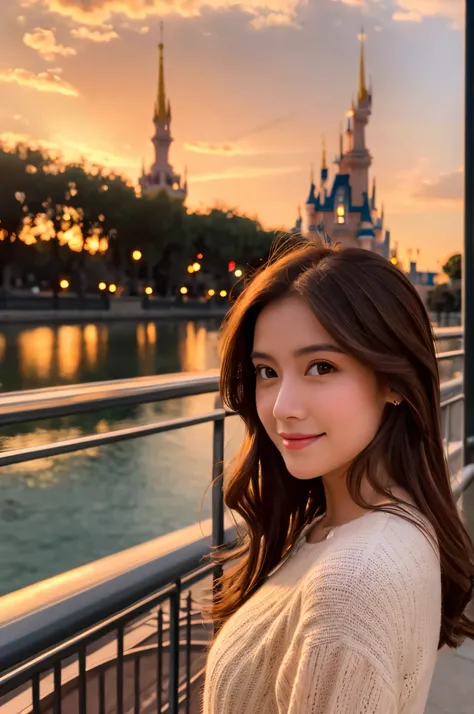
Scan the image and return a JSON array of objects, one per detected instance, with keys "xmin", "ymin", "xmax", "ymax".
[{"xmin": 250, "ymin": 343, "xmax": 345, "ymax": 361}]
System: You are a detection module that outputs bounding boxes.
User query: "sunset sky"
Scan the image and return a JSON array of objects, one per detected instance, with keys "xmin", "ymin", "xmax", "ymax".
[{"xmin": 0, "ymin": 0, "xmax": 465, "ymax": 272}]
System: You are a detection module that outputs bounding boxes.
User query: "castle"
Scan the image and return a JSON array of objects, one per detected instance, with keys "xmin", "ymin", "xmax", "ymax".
[
  {"xmin": 301, "ymin": 33, "xmax": 390, "ymax": 258},
  {"xmin": 139, "ymin": 25, "xmax": 187, "ymax": 201}
]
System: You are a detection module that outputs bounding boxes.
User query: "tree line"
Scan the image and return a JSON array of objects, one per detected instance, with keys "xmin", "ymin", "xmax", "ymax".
[
  {"xmin": 0, "ymin": 143, "xmax": 276, "ymax": 300},
  {"xmin": 427, "ymin": 253, "xmax": 462, "ymax": 326}
]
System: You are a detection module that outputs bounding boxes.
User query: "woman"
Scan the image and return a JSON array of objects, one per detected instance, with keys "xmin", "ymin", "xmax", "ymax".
[{"xmin": 201, "ymin": 237, "xmax": 474, "ymax": 714}]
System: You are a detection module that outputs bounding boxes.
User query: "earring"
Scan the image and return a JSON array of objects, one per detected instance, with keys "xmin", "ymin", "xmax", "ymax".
[{"xmin": 393, "ymin": 400, "xmax": 400, "ymax": 406}]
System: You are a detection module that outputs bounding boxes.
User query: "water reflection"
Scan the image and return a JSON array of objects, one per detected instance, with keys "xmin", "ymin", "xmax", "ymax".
[
  {"xmin": 58, "ymin": 325, "xmax": 82, "ymax": 380},
  {"xmin": 0, "ymin": 317, "xmax": 222, "ymax": 392},
  {"xmin": 18, "ymin": 326, "xmax": 55, "ymax": 382},
  {"xmin": 83, "ymin": 324, "xmax": 99, "ymax": 369}
]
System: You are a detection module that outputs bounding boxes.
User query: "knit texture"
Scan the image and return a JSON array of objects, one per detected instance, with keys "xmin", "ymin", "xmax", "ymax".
[{"xmin": 202, "ymin": 507, "xmax": 442, "ymax": 713}]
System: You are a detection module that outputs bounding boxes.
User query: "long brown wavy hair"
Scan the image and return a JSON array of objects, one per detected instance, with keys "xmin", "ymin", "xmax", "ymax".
[{"xmin": 202, "ymin": 235, "xmax": 474, "ymax": 651}]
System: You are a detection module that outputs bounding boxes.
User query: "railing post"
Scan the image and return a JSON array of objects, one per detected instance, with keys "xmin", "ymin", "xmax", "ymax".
[
  {"xmin": 212, "ymin": 394, "xmax": 225, "ymax": 635},
  {"xmin": 464, "ymin": 0, "xmax": 474, "ymax": 465},
  {"xmin": 168, "ymin": 580, "xmax": 181, "ymax": 714}
]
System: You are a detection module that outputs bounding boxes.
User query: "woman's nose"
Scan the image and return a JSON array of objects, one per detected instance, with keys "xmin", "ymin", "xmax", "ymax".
[{"xmin": 272, "ymin": 380, "xmax": 307, "ymax": 421}]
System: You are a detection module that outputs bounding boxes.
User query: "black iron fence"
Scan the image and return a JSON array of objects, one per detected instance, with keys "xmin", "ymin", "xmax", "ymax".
[{"xmin": 0, "ymin": 327, "xmax": 471, "ymax": 714}]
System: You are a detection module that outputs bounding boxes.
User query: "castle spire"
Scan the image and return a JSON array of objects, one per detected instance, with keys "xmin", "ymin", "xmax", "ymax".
[
  {"xmin": 321, "ymin": 136, "xmax": 328, "ymax": 185},
  {"xmin": 156, "ymin": 21, "xmax": 167, "ymax": 122},
  {"xmin": 358, "ymin": 27, "xmax": 368, "ymax": 105}
]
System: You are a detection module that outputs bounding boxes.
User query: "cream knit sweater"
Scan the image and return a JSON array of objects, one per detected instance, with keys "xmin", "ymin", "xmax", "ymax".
[{"xmin": 202, "ymin": 507, "xmax": 442, "ymax": 713}]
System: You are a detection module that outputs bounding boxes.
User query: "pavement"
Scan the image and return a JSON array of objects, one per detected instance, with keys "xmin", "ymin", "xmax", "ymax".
[{"xmin": 426, "ymin": 637, "xmax": 474, "ymax": 714}]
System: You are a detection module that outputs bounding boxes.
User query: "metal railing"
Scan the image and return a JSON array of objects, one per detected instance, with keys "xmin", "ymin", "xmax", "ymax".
[{"xmin": 0, "ymin": 327, "xmax": 469, "ymax": 714}]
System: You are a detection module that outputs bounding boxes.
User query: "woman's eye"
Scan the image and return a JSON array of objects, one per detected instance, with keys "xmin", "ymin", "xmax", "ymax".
[
  {"xmin": 255, "ymin": 365, "xmax": 276, "ymax": 380},
  {"xmin": 307, "ymin": 361, "xmax": 334, "ymax": 376}
]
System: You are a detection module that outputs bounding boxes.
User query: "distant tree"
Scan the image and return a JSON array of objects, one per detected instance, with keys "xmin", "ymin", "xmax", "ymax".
[
  {"xmin": 442, "ymin": 253, "xmax": 462, "ymax": 282},
  {"xmin": 0, "ymin": 143, "xmax": 51, "ymax": 293},
  {"xmin": 427, "ymin": 284, "xmax": 459, "ymax": 326}
]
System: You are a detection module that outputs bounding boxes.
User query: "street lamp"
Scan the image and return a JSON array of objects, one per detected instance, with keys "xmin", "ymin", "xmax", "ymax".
[
  {"xmin": 60, "ymin": 279, "xmax": 69, "ymax": 290},
  {"xmin": 98, "ymin": 282, "xmax": 106, "ymax": 291},
  {"xmin": 180, "ymin": 286, "xmax": 188, "ymax": 295},
  {"xmin": 192, "ymin": 262, "xmax": 201, "ymax": 272},
  {"xmin": 220, "ymin": 290, "xmax": 227, "ymax": 298},
  {"xmin": 234, "ymin": 269, "xmax": 243, "ymax": 278},
  {"xmin": 187, "ymin": 265, "xmax": 194, "ymax": 274},
  {"xmin": 109, "ymin": 284, "xmax": 117, "ymax": 293},
  {"xmin": 145, "ymin": 286, "xmax": 153, "ymax": 295},
  {"xmin": 208, "ymin": 289, "xmax": 215, "ymax": 297},
  {"xmin": 132, "ymin": 250, "xmax": 142, "ymax": 261}
]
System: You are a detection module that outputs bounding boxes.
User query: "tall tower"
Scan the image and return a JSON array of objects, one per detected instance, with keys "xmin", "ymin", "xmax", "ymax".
[
  {"xmin": 339, "ymin": 28, "xmax": 372, "ymax": 205},
  {"xmin": 139, "ymin": 23, "xmax": 186, "ymax": 201}
]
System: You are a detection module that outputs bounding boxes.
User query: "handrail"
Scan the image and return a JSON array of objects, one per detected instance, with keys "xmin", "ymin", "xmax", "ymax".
[
  {"xmin": 452, "ymin": 463, "xmax": 474, "ymax": 502},
  {"xmin": 0, "ymin": 513, "xmax": 243, "ymax": 675},
  {"xmin": 0, "ymin": 370, "xmax": 220, "ymax": 427}
]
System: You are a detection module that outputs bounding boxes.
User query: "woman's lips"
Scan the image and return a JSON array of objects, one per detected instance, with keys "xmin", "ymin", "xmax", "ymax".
[{"xmin": 280, "ymin": 434, "xmax": 325, "ymax": 450}]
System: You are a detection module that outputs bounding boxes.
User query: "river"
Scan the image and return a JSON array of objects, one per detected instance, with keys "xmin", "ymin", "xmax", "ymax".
[{"xmin": 0, "ymin": 319, "xmax": 244, "ymax": 596}]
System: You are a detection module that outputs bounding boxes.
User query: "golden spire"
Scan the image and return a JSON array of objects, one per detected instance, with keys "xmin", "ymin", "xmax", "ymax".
[
  {"xmin": 358, "ymin": 27, "xmax": 368, "ymax": 104},
  {"xmin": 310, "ymin": 163, "xmax": 314, "ymax": 185},
  {"xmin": 322, "ymin": 136, "xmax": 327, "ymax": 170},
  {"xmin": 157, "ymin": 21, "xmax": 167, "ymax": 122}
]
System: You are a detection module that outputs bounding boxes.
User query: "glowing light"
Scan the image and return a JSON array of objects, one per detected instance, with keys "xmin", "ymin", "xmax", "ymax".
[
  {"xmin": 219, "ymin": 290, "xmax": 227, "ymax": 298},
  {"xmin": 390, "ymin": 257, "xmax": 398, "ymax": 265},
  {"xmin": 109, "ymin": 284, "xmax": 117, "ymax": 293},
  {"xmin": 187, "ymin": 265, "xmax": 194, "ymax": 274},
  {"xmin": 145, "ymin": 286, "xmax": 153, "ymax": 295},
  {"xmin": 98, "ymin": 282, "xmax": 106, "ymax": 290},
  {"xmin": 192, "ymin": 262, "xmax": 201, "ymax": 271},
  {"xmin": 60, "ymin": 279, "xmax": 69, "ymax": 289},
  {"xmin": 132, "ymin": 250, "xmax": 142, "ymax": 261},
  {"xmin": 207, "ymin": 289, "xmax": 215, "ymax": 297},
  {"xmin": 180, "ymin": 287, "xmax": 188, "ymax": 295},
  {"xmin": 234, "ymin": 269, "xmax": 243, "ymax": 277},
  {"xmin": 197, "ymin": 253, "xmax": 203, "ymax": 259}
]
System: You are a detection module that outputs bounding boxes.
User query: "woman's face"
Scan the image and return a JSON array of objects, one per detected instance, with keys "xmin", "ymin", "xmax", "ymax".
[{"xmin": 252, "ymin": 294, "xmax": 394, "ymax": 481}]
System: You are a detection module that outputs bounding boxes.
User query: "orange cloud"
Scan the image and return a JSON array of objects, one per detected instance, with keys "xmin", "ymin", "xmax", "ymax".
[
  {"xmin": 192, "ymin": 165, "xmax": 303, "ymax": 183},
  {"xmin": 392, "ymin": 1, "xmax": 463, "ymax": 28},
  {"xmin": 0, "ymin": 130, "xmax": 137, "ymax": 171},
  {"xmin": 23, "ymin": 27, "xmax": 77, "ymax": 61},
  {"xmin": 71, "ymin": 26, "xmax": 119, "ymax": 42},
  {"xmin": 30, "ymin": 0, "xmax": 304, "ymax": 29},
  {"xmin": 0, "ymin": 68, "xmax": 79, "ymax": 96},
  {"xmin": 415, "ymin": 167, "xmax": 463, "ymax": 205},
  {"xmin": 184, "ymin": 141, "xmax": 262, "ymax": 156}
]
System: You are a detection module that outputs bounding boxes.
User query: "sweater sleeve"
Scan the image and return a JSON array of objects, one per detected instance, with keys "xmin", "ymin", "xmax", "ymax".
[{"xmin": 280, "ymin": 636, "xmax": 398, "ymax": 714}]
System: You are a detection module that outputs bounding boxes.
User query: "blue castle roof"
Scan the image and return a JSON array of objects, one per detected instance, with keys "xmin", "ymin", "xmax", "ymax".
[
  {"xmin": 306, "ymin": 174, "xmax": 367, "ymax": 214},
  {"xmin": 360, "ymin": 191, "xmax": 372, "ymax": 223},
  {"xmin": 306, "ymin": 182, "xmax": 316, "ymax": 205},
  {"xmin": 357, "ymin": 226, "xmax": 375, "ymax": 238}
]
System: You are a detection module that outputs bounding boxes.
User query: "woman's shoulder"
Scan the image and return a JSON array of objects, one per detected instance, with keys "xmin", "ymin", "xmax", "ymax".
[{"xmin": 301, "ymin": 505, "xmax": 441, "ymax": 611}]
